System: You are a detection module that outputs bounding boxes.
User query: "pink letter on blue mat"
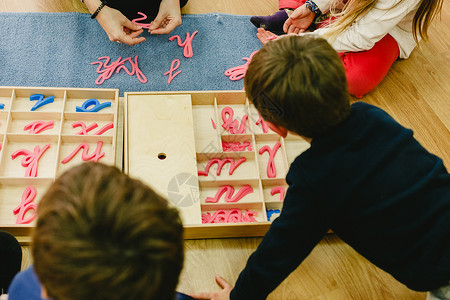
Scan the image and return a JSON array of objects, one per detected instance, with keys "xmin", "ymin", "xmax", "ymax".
[
  {"xmin": 0, "ymin": 103, "xmax": 4, "ymax": 109},
  {"xmin": 30, "ymin": 94, "xmax": 54, "ymax": 111},
  {"xmin": 76, "ymin": 99, "xmax": 111, "ymax": 112}
]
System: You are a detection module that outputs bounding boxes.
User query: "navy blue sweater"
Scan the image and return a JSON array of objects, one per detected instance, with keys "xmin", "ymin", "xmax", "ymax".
[{"xmin": 231, "ymin": 102, "xmax": 450, "ymax": 299}]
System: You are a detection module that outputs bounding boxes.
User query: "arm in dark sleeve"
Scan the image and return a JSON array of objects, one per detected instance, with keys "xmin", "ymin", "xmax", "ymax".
[{"xmin": 230, "ymin": 170, "xmax": 331, "ymax": 299}]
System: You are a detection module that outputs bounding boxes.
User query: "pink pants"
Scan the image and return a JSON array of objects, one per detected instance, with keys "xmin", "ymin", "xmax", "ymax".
[{"xmin": 278, "ymin": 0, "xmax": 400, "ymax": 98}]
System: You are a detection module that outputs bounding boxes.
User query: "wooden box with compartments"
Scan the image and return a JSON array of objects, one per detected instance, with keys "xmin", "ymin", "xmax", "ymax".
[
  {"xmin": 0, "ymin": 86, "xmax": 119, "ymax": 237},
  {"xmin": 124, "ymin": 91, "xmax": 310, "ymax": 239}
]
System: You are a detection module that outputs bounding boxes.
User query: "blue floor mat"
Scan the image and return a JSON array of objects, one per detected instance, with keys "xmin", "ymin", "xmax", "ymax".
[{"xmin": 0, "ymin": 12, "xmax": 261, "ymax": 95}]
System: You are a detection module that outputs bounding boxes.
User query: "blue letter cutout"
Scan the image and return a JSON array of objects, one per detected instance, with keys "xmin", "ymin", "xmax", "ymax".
[
  {"xmin": 30, "ymin": 94, "xmax": 55, "ymax": 111},
  {"xmin": 76, "ymin": 99, "xmax": 111, "ymax": 113}
]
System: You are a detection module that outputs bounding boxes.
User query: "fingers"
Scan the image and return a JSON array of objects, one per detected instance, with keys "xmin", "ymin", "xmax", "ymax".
[
  {"xmin": 215, "ymin": 276, "xmax": 232, "ymax": 290},
  {"xmin": 129, "ymin": 29, "xmax": 144, "ymax": 38},
  {"xmin": 256, "ymin": 32, "xmax": 269, "ymax": 45},
  {"xmin": 150, "ymin": 22, "xmax": 175, "ymax": 34},
  {"xmin": 150, "ymin": 18, "xmax": 181, "ymax": 34},
  {"xmin": 119, "ymin": 36, "xmax": 146, "ymax": 46},
  {"xmin": 256, "ymin": 28, "xmax": 279, "ymax": 45},
  {"xmin": 288, "ymin": 25, "xmax": 297, "ymax": 34},
  {"xmin": 290, "ymin": 9, "xmax": 302, "ymax": 19},
  {"xmin": 283, "ymin": 18, "xmax": 292, "ymax": 33},
  {"xmin": 123, "ymin": 18, "xmax": 142, "ymax": 31},
  {"xmin": 117, "ymin": 20, "xmax": 145, "ymax": 45},
  {"xmin": 111, "ymin": 32, "xmax": 146, "ymax": 46},
  {"xmin": 287, "ymin": 25, "xmax": 298, "ymax": 34},
  {"xmin": 189, "ymin": 292, "xmax": 214, "ymax": 299},
  {"xmin": 148, "ymin": 16, "xmax": 163, "ymax": 32}
]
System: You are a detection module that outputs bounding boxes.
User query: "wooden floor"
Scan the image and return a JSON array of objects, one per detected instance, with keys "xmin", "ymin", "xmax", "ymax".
[{"xmin": 1, "ymin": 0, "xmax": 448, "ymax": 299}]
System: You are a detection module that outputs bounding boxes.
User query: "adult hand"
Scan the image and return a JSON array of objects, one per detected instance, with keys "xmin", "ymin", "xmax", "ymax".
[
  {"xmin": 190, "ymin": 276, "xmax": 233, "ymax": 300},
  {"xmin": 96, "ymin": 6, "xmax": 146, "ymax": 45},
  {"xmin": 148, "ymin": 0, "xmax": 182, "ymax": 34},
  {"xmin": 283, "ymin": 4, "xmax": 315, "ymax": 34}
]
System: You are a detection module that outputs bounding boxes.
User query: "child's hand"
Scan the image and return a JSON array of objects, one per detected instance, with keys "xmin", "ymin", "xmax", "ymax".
[
  {"xmin": 190, "ymin": 276, "xmax": 232, "ymax": 300},
  {"xmin": 96, "ymin": 6, "xmax": 146, "ymax": 45},
  {"xmin": 283, "ymin": 4, "xmax": 315, "ymax": 34},
  {"xmin": 256, "ymin": 28, "xmax": 279, "ymax": 45},
  {"xmin": 148, "ymin": 0, "xmax": 182, "ymax": 34}
]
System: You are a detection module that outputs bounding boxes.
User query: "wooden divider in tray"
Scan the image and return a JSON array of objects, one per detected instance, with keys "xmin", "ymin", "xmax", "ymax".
[
  {"xmin": 0, "ymin": 86, "xmax": 119, "ymax": 237},
  {"xmin": 125, "ymin": 91, "xmax": 311, "ymax": 239}
]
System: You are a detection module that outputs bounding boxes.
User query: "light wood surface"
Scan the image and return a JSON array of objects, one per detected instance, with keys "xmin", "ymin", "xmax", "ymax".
[
  {"xmin": 126, "ymin": 93, "xmax": 202, "ymax": 225},
  {"xmin": 2, "ymin": 0, "xmax": 447, "ymax": 299}
]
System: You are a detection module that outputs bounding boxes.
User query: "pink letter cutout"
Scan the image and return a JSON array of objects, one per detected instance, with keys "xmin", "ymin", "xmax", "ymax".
[
  {"xmin": 169, "ymin": 31, "xmax": 198, "ymax": 58},
  {"xmin": 222, "ymin": 141, "xmax": 252, "ymax": 152},
  {"xmin": 131, "ymin": 12, "xmax": 152, "ymax": 29},
  {"xmin": 205, "ymin": 185, "xmax": 254, "ymax": 203},
  {"xmin": 11, "ymin": 144, "xmax": 51, "ymax": 177},
  {"xmin": 221, "ymin": 107, "xmax": 248, "ymax": 134},
  {"xmin": 259, "ymin": 142, "xmax": 281, "ymax": 178},
  {"xmin": 256, "ymin": 112, "xmax": 269, "ymax": 133},
  {"xmin": 72, "ymin": 122, "xmax": 114, "ymax": 135},
  {"xmin": 61, "ymin": 141, "xmax": 105, "ymax": 164},
  {"xmin": 198, "ymin": 157, "xmax": 246, "ymax": 177},
  {"xmin": 13, "ymin": 186, "xmax": 37, "ymax": 224},
  {"xmin": 224, "ymin": 50, "xmax": 259, "ymax": 81},
  {"xmin": 164, "ymin": 59, "xmax": 181, "ymax": 84},
  {"xmin": 91, "ymin": 56, "xmax": 147, "ymax": 85},
  {"xmin": 24, "ymin": 121, "xmax": 54, "ymax": 134},
  {"xmin": 93, "ymin": 123, "xmax": 114, "ymax": 135},
  {"xmin": 270, "ymin": 186, "xmax": 286, "ymax": 201},
  {"xmin": 202, "ymin": 209, "xmax": 258, "ymax": 224},
  {"xmin": 72, "ymin": 121, "xmax": 98, "ymax": 135}
]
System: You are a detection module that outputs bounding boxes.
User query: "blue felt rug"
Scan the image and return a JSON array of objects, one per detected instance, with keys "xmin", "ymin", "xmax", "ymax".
[{"xmin": 0, "ymin": 12, "xmax": 261, "ymax": 95}]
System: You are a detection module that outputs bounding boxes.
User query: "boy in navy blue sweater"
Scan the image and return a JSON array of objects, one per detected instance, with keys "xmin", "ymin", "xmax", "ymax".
[{"xmin": 192, "ymin": 35, "xmax": 450, "ymax": 300}]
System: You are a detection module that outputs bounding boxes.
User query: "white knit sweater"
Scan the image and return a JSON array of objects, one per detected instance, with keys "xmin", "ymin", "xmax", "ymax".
[{"xmin": 303, "ymin": 0, "xmax": 421, "ymax": 58}]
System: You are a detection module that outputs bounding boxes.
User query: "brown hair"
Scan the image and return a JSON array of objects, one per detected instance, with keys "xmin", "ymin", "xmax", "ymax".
[
  {"xmin": 32, "ymin": 162, "xmax": 184, "ymax": 300},
  {"xmin": 324, "ymin": 0, "xmax": 443, "ymax": 44},
  {"xmin": 244, "ymin": 35, "xmax": 350, "ymax": 138}
]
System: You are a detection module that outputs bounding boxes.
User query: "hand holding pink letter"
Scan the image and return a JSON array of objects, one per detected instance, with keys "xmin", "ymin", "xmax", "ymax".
[
  {"xmin": 148, "ymin": 0, "xmax": 182, "ymax": 34},
  {"xmin": 84, "ymin": 0, "xmax": 146, "ymax": 46}
]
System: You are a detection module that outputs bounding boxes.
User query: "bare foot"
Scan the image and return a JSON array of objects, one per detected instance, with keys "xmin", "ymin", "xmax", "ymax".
[{"xmin": 256, "ymin": 28, "xmax": 279, "ymax": 45}]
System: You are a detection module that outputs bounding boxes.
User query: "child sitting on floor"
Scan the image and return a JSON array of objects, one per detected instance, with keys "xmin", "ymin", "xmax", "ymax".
[
  {"xmin": 191, "ymin": 35, "xmax": 450, "ymax": 300},
  {"xmin": 250, "ymin": 0, "xmax": 443, "ymax": 98},
  {"xmin": 8, "ymin": 162, "xmax": 194, "ymax": 300}
]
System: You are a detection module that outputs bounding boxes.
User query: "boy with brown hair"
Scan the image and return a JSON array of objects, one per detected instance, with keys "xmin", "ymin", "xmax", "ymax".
[
  {"xmin": 192, "ymin": 35, "xmax": 450, "ymax": 299},
  {"xmin": 8, "ymin": 162, "xmax": 194, "ymax": 300}
]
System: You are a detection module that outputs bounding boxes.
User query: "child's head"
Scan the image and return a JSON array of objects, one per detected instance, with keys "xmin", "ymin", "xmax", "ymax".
[
  {"xmin": 245, "ymin": 35, "xmax": 350, "ymax": 138},
  {"xmin": 32, "ymin": 162, "xmax": 184, "ymax": 300}
]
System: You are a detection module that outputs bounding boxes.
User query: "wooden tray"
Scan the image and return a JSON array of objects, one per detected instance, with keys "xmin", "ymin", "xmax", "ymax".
[
  {"xmin": 124, "ymin": 91, "xmax": 310, "ymax": 239},
  {"xmin": 0, "ymin": 86, "xmax": 119, "ymax": 236}
]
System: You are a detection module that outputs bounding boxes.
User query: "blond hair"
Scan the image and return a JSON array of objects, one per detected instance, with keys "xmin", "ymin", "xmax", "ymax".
[{"xmin": 323, "ymin": 0, "xmax": 442, "ymax": 44}]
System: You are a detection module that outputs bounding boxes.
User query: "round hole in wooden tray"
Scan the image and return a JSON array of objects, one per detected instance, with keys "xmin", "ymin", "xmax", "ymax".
[{"xmin": 158, "ymin": 153, "xmax": 167, "ymax": 160}]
